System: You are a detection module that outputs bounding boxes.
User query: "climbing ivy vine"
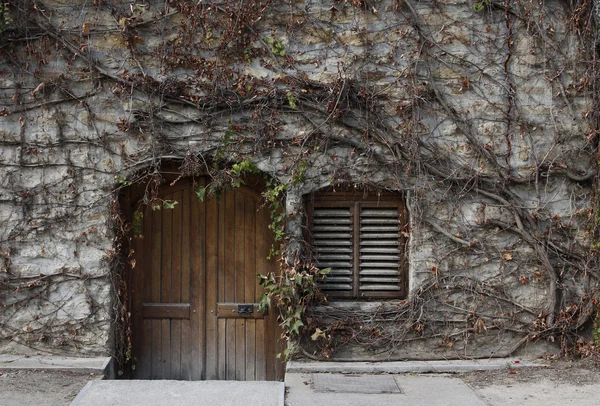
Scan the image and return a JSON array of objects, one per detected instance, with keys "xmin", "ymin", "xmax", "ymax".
[{"xmin": 0, "ymin": 0, "xmax": 599, "ymax": 370}]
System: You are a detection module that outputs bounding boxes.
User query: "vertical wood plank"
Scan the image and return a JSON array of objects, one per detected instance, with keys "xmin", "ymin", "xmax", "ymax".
[
  {"xmin": 170, "ymin": 190, "xmax": 183, "ymax": 380},
  {"xmin": 161, "ymin": 196, "xmax": 173, "ymax": 378},
  {"xmin": 226, "ymin": 319, "xmax": 236, "ymax": 380},
  {"xmin": 254, "ymin": 319, "xmax": 266, "ymax": 381},
  {"xmin": 190, "ymin": 179, "xmax": 204, "ymax": 380},
  {"xmin": 150, "ymin": 206, "xmax": 162, "ymax": 379},
  {"xmin": 141, "ymin": 319, "xmax": 152, "ymax": 379},
  {"xmin": 218, "ymin": 318, "xmax": 227, "ymax": 380},
  {"xmin": 144, "ymin": 204, "xmax": 155, "ymax": 302},
  {"xmin": 224, "ymin": 190, "xmax": 236, "ymax": 379},
  {"xmin": 180, "ymin": 187, "xmax": 192, "ymax": 380},
  {"xmin": 235, "ymin": 192, "xmax": 246, "ymax": 381},
  {"xmin": 196, "ymin": 179, "xmax": 207, "ymax": 380},
  {"xmin": 161, "ymin": 193, "xmax": 173, "ymax": 304},
  {"xmin": 216, "ymin": 190, "xmax": 228, "ymax": 380},
  {"xmin": 245, "ymin": 197, "xmax": 257, "ymax": 380},
  {"xmin": 160, "ymin": 320, "xmax": 170, "ymax": 379},
  {"xmin": 137, "ymin": 204, "xmax": 153, "ymax": 378},
  {"xmin": 224, "ymin": 190, "xmax": 236, "ymax": 302},
  {"xmin": 204, "ymin": 180, "xmax": 218, "ymax": 379}
]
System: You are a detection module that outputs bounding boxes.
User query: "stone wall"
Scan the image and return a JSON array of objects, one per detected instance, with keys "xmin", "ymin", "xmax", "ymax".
[{"xmin": 0, "ymin": 0, "xmax": 596, "ymax": 360}]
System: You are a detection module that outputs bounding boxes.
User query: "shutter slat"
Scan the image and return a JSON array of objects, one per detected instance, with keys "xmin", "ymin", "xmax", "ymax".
[
  {"xmin": 324, "ymin": 277, "xmax": 353, "ymax": 283},
  {"xmin": 327, "ymin": 269, "xmax": 353, "ymax": 275},
  {"xmin": 317, "ymin": 254, "xmax": 353, "ymax": 260},
  {"xmin": 361, "ymin": 218, "xmax": 399, "ymax": 224},
  {"xmin": 320, "ymin": 284, "xmax": 352, "ymax": 291},
  {"xmin": 313, "ymin": 226, "xmax": 352, "ymax": 232},
  {"xmin": 360, "ymin": 210, "xmax": 399, "ymax": 217},
  {"xmin": 317, "ymin": 261, "xmax": 352, "ymax": 268},
  {"xmin": 360, "ymin": 240, "xmax": 398, "ymax": 246},
  {"xmin": 314, "ymin": 210, "xmax": 351, "ymax": 217},
  {"xmin": 360, "ymin": 248, "xmax": 399, "ymax": 253},
  {"xmin": 359, "ymin": 262, "xmax": 400, "ymax": 268},
  {"xmin": 360, "ymin": 277, "xmax": 401, "ymax": 282},
  {"xmin": 359, "ymin": 285, "xmax": 401, "ymax": 291},
  {"xmin": 360, "ymin": 226, "xmax": 399, "ymax": 232},
  {"xmin": 315, "ymin": 247, "xmax": 353, "ymax": 253},
  {"xmin": 360, "ymin": 255, "xmax": 400, "ymax": 260},
  {"xmin": 313, "ymin": 232, "xmax": 353, "ymax": 239},
  {"xmin": 360, "ymin": 269, "xmax": 400, "ymax": 276},
  {"xmin": 313, "ymin": 240, "xmax": 352, "ymax": 246},
  {"xmin": 313, "ymin": 218, "xmax": 352, "ymax": 225},
  {"xmin": 361, "ymin": 234, "xmax": 401, "ymax": 239}
]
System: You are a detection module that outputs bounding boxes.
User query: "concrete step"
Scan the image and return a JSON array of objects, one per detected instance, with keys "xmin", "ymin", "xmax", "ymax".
[
  {"xmin": 70, "ymin": 379, "xmax": 285, "ymax": 406},
  {"xmin": 0, "ymin": 355, "xmax": 112, "ymax": 376}
]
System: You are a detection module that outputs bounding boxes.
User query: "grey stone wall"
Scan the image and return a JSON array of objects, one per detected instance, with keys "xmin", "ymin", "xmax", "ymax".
[{"xmin": 0, "ymin": 0, "xmax": 595, "ymax": 359}]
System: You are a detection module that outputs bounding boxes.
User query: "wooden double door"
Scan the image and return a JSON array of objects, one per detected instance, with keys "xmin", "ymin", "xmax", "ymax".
[{"xmin": 127, "ymin": 178, "xmax": 284, "ymax": 381}]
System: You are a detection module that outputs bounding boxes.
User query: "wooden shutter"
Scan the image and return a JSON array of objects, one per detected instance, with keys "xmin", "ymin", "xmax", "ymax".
[
  {"xmin": 311, "ymin": 206, "xmax": 354, "ymax": 296},
  {"xmin": 359, "ymin": 205, "xmax": 404, "ymax": 297},
  {"xmin": 309, "ymin": 196, "xmax": 407, "ymax": 299}
]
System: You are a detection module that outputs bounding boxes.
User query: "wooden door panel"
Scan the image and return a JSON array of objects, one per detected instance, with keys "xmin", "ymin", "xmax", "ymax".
[
  {"xmin": 130, "ymin": 178, "xmax": 284, "ymax": 381},
  {"xmin": 180, "ymin": 187, "xmax": 192, "ymax": 380}
]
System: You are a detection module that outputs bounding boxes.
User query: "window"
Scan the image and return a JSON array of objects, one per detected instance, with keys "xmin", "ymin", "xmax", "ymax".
[{"xmin": 306, "ymin": 190, "xmax": 408, "ymax": 299}]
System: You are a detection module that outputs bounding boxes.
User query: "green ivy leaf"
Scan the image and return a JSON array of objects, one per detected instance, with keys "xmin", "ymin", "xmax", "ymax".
[
  {"xmin": 162, "ymin": 200, "xmax": 178, "ymax": 210},
  {"xmin": 258, "ymin": 293, "xmax": 271, "ymax": 313},
  {"xmin": 195, "ymin": 186, "xmax": 206, "ymax": 202},
  {"xmin": 289, "ymin": 319, "xmax": 304, "ymax": 335}
]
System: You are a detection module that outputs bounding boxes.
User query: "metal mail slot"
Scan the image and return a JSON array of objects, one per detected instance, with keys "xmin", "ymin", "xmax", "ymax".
[{"xmin": 216, "ymin": 303, "xmax": 267, "ymax": 319}]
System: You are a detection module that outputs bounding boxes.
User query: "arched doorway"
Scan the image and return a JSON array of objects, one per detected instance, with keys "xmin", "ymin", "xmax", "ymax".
[{"xmin": 125, "ymin": 177, "xmax": 285, "ymax": 380}]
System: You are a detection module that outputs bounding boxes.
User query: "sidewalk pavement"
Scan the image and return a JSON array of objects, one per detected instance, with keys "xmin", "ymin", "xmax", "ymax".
[
  {"xmin": 3, "ymin": 355, "xmax": 600, "ymax": 406},
  {"xmin": 285, "ymin": 359, "xmax": 600, "ymax": 406},
  {"xmin": 285, "ymin": 372, "xmax": 486, "ymax": 406}
]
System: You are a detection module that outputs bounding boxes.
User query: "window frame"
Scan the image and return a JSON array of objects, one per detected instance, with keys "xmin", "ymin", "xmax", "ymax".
[{"xmin": 306, "ymin": 189, "xmax": 408, "ymax": 299}]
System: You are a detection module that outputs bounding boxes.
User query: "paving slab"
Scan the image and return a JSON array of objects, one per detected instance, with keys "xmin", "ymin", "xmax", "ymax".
[
  {"xmin": 286, "ymin": 357, "xmax": 544, "ymax": 374},
  {"xmin": 70, "ymin": 379, "xmax": 285, "ymax": 406},
  {"xmin": 473, "ymin": 378, "xmax": 600, "ymax": 405},
  {"xmin": 0, "ymin": 354, "xmax": 111, "ymax": 375},
  {"xmin": 312, "ymin": 373, "xmax": 402, "ymax": 393},
  {"xmin": 285, "ymin": 372, "xmax": 486, "ymax": 406}
]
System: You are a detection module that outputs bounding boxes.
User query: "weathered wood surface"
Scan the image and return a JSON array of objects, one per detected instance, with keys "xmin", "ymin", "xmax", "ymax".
[{"xmin": 131, "ymin": 179, "xmax": 285, "ymax": 380}]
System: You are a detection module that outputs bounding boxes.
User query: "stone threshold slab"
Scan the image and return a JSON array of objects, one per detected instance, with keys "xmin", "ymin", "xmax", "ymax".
[
  {"xmin": 287, "ymin": 357, "xmax": 546, "ymax": 374},
  {"xmin": 0, "ymin": 354, "xmax": 112, "ymax": 375},
  {"xmin": 70, "ymin": 380, "xmax": 285, "ymax": 406}
]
